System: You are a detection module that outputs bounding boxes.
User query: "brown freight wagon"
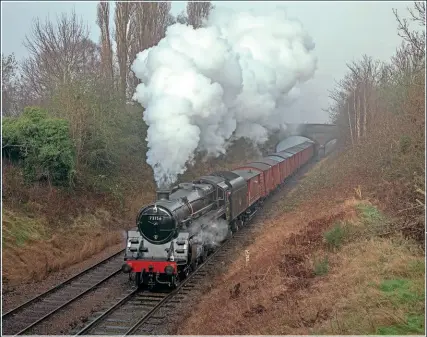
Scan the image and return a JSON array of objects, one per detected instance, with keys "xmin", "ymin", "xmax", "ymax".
[
  {"xmin": 278, "ymin": 149, "xmax": 297, "ymax": 175},
  {"xmin": 232, "ymin": 168, "xmax": 262, "ymax": 206},
  {"xmin": 252, "ymin": 157, "xmax": 281, "ymax": 190},
  {"xmin": 266, "ymin": 154, "xmax": 286, "ymax": 183},
  {"xmin": 234, "ymin": 161, "xmax": 274, "ymax": 197},
  {"xmin": 285, "ymin": 142, "xmax": 314, "ymax": 168},
  {"xmin": 284, "ymin": 146, "xmax": 303, "ymax": 169},
  {"xmin": 269, "ymin": 152, "xmax": 293, "ymax": 181}
]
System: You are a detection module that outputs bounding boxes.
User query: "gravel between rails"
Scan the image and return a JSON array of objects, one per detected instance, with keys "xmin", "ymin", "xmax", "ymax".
[
  {"xmin": 2, "ymin": 250, "xmax": 126, "ymax": 335},
  {"xmin": 23, "ymin": 274, "xmax": 136, "ymax": 335},
  {"xmin": 2, "ymin": 157, "xmax": 319, "ymax": 336},
  {"xmin": 129, "ymin": 159, "xmax": 319, "ymax": 335},
  {"xmin": 72, "ymin": 233, "xmax": 240, "ymax": 336},
  {"xmin": 2, "ymin": 242, "xmax": 125, "ymax": 313}
]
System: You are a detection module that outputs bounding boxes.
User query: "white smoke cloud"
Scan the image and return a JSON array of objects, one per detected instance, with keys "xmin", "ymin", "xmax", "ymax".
[
  {"xmin": 190, "ymin": 219, "xmax": 230, "ymax": 248},
  {"xmin": 132, "ymin": 6, "xmax": 317, "ymax": 187}
]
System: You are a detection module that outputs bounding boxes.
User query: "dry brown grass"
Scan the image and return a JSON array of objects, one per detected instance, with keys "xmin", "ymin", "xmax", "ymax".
[
  {"xmin": 311, "ymin": 237, "xmax": 424, "ymax": 334},
  {"xmin": 2, "ymin": 208, "xmax": 123, "ymax": 286},
  {"xmin": 1, "ymin": 162, "xmax": 128, "ymax": 286},
  {"xmin": 178, "ymin": 198, "xmax": 354, "ymax": 334},
  {"xmin": 177, "ymin": 195, "xmax": 425, "ymax": 335},
  {"xmin": 1, "ymin": 139, "xmax": 260, "ymax": 286}
]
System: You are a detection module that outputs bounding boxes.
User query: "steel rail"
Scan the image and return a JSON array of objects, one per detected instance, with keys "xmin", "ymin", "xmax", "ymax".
[{"xmin": 2, "ymin": 249, "xmax": 125, "ymax": 336}]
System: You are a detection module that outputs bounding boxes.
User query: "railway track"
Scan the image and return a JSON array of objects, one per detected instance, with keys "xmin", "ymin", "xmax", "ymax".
[
  {"xmin": 74, "ymin": 159, "xmax": 318, "ymax": 336},
  {"xmin": 2, "ymin": 249, "xmax": 125, "ymax": 336},
  {"xmin": 75, "ymin": 224, "xmax": 254, "ymax": 336},
  {"xmin": 2, "ymin": 157, "xmax": 318, "ymax": 336}
]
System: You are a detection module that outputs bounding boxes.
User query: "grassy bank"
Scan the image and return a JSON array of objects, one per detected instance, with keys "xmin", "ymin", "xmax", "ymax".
[
  {"xmin": 1, "ymin": 136, "xmax": 261, "ymax": 287},
  {"xmin": 177, "ymin": 158, "xmax": 425, "ymax": 335}
]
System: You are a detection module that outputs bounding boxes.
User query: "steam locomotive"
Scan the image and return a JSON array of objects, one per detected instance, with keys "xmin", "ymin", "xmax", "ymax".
[{"xmin": 122, "ymin": 141, "xmax": 315, "ymax": 288}]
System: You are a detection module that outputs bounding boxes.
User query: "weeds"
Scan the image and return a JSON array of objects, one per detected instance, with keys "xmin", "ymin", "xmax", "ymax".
[
  {"xmin": 313, "ymin": 256, "xmax": 329, "ymax": 276},
  {"xmin": 357, "ymin": 203, "xmax": 384, "ymax": 225},
  {"xmin": 408, "ymin": 260, "xmax": 424, "ymax": 275},
  {"xmin": 376, "ymin": 314, "xmax": 425, "ymax": 335},
  {"xmin": 374, "ymin": 277, "xmax": 425, "ymax": 335},
  {"xmin": 2, "ymin": 209, "xmax": 48, "ymax": 246},
  {"xmin": 324, "ymin": 222, "xmax": 347, "ymax": 249},
  {"xmin": 379, "ymin": 278, "xmax": 424, "ymax": 306}
]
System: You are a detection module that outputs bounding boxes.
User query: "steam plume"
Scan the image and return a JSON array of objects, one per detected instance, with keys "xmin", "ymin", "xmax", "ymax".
[
  {"xmin": 190, "ymin": 218, "xmax": 230, "ymax": 248},
  {"xmin": 132, "ymin": 6, "xmax": 317, "ymax": 187}
]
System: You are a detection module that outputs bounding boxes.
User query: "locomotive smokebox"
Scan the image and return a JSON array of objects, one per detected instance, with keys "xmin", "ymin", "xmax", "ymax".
[{"xmin": 156, "ymin": 189, "xmax": 171, "ymax": 200}]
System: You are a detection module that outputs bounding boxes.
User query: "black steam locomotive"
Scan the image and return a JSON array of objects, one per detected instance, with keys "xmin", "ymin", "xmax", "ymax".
[
  {"xmin": 122, "ymin": 172, "xmax": 255, "ymax": 288},
  {"xmin": 122, "ymin": 141, "xmax": 315, "ymax": 289}
]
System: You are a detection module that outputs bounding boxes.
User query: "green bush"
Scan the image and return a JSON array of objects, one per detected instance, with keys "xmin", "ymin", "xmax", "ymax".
[
  {"xmin": 324, "ymin": 223, "xmax": 347, "ymax": 249},
  {"xmin": 313, "ymin": 256, "xmax": 329, "ymax": 276},
  {"xmin": 2, "ymin": 106, "xmax": 75, "ymax": 185}
]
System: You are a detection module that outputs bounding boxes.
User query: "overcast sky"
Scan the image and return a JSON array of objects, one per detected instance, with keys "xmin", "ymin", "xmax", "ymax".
[{"xmin": 1, "ymin": 1, "xmax": 414, "ymax": 123}]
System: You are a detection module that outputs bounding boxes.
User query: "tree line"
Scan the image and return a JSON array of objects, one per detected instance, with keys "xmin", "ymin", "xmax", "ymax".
[
  {"xmin": 2, "ymin": 1, "xmax": 212, "ymax": 189},
  {"xmin": 327, "ymin": 2, "xmax": 425, "ymax": 146},
  {"xmin": 326, "ymin": 2, "xmax": 425, "ymax": 240},
  {"xmin": 2, "ymin": 1, "xmax": 213, "ymax": 116}
]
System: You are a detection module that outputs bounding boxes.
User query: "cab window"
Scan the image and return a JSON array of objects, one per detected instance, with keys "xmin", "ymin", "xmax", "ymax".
[{"xmin": 218, "ymin": 188, "xmax": 224, "ymax": 200}]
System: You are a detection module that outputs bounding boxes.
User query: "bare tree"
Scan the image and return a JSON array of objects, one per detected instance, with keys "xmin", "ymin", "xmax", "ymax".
[
  {"xmin": 326, "ymin": 0, "xmax": 426, "ymax": 213},
  {"xmin": 187, "ymin": 1, "xmax": 212, "ymax": 28},
  {"xmin": 114, "ymin": 2, "xmax": 134, "ymax": 99},
  {"xmin": 393, "ymin": 2, "xmax": 426, "ymax": 55},
  {"xmin": 166, "ymin": 13, "xmax": 177, "ymax": 26},
  {"xmin": 176, "ymin": 10, "xmax": 188, "ymax": 24},
  {"xmin": 346, "ymin": 55, "xmax": 382, "ymax": 139},
  {"xmin": 2, "ymin": 53, "xmax": 20, "ymax": 116},
  {"xmin": 390, "ymin": 2, "xmax": 426, "ymax": 86},
  {"xmin": 97, "ymin": 2, "xmax": 114, "ymax": 85},
  {"xmin": 127, "ymin": 2, "xmax": 172, "ymax": 96},
  {"xmin": 21, "ymin": 10, "xmax": 100, "ymax": 100},
  {"xmin": 328, "ymin": 55, "xmax": 382, "ymax": 144}
]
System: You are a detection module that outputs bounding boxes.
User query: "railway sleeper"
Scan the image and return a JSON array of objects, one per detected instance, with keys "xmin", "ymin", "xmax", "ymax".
[
  {"xmin": 104, "ymin": 325, "xmax": 132, "ymax": 330},
  {"xmin": 182, "ymin": 284, "xmax": 196, "ymax": 288},
  {"xmin": 105, "ymin": 318, "xmax": 132, "ymax": 323},
  {"xmin": 134, "ymin": 297, "xmax": 163, "ymax": 302},
  {"xmin": 138, "ymin": 293, "xmax": 167, "ymax": 298},
  {"xmin": 91, "ymin": 330, "xmax": 116, "ymax": 335}
]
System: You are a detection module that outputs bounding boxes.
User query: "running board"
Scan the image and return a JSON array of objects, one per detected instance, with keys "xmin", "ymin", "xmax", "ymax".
[{"xmin": 246, "ymin": 209, "xmax": 258, "ymax": 222}]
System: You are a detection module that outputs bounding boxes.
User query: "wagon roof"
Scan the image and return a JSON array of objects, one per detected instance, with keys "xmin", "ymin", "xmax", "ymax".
[
  {"xmin": 267, "ymin": 155, "xmax": 286, "ymax": 162},
  {"xmin": 280, "ymin": 144, "xmax": 309, "ymax": 154},
  {"xmin": 279, "ymin": 141, "xmax": 313, "ymax": 154},
  {"xmin": 238, "ymin": 162, "xmax": 271, "ymax": 172},
  {"xmin": 281, "ymin": 148, "xmax": 300, "ymax": 155},
  {"xmin": 253, "ymin": 158, "xmax": 279, "ymax": 167},
  {"xmin": 271, "ymin": 151, "xmax": 293, "ymax": 159},
  {"xmin": 290, "ymin": 142, "xmax": 313, "ymax": 151},
  {"xmin": 232, "ymin": 169, "xmax": 260, "ymax": 180}
]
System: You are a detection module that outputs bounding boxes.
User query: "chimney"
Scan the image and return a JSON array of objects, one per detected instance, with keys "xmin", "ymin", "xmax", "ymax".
[{"xmin": 156, "ymin": 189, "xmax": 171, "ymax": 200}]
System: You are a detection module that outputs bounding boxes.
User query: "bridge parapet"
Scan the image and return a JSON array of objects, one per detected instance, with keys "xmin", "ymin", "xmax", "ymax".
[
  {"xmin": 284, "ymin": 123, "xmax": 338, "ymax": 147},
  {"xmin": 275, "ymin": 123, "xmax": 339, "ymax": 156}
]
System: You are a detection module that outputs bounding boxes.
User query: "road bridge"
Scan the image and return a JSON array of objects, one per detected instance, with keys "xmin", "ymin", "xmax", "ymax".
[{"xmin": 276, "ymin": 123, "xmax": 339, "ymax": 157}]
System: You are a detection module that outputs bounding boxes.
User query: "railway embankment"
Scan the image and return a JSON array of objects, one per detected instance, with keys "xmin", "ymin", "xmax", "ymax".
[
  {"xmin": 177, "ymin": 154, "xmax": 425, "ymax": 335},
  {"xmin": 1, "ymin": 138, "xmax": 261, "ymax": 309}
]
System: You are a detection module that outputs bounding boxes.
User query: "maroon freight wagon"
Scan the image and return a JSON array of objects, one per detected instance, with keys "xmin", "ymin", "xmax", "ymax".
[
  {"xmin": 278, "ymin": 149, "xmax": 297, "ymax": 175},
  {"xmin": 283, "ymin": 142, "xmax": 314, "ymax": 169},
  {"xmin": 252, "ymin": 158, "xmax": 281, "ymax": 190},
  {"xmin": 266, "ymin": 154, "xmax": 286, "ymax": 183},
  {"xmin": 234, "ymin": 162, "xmax": 274, "ymax": 197},
  {"xmin": 232, "ymin": 168, "xmax": 262, "ymax": 206},
  {"xmin": 269, "ymin": 152, "xmax": 293, "ymax": 181}
]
